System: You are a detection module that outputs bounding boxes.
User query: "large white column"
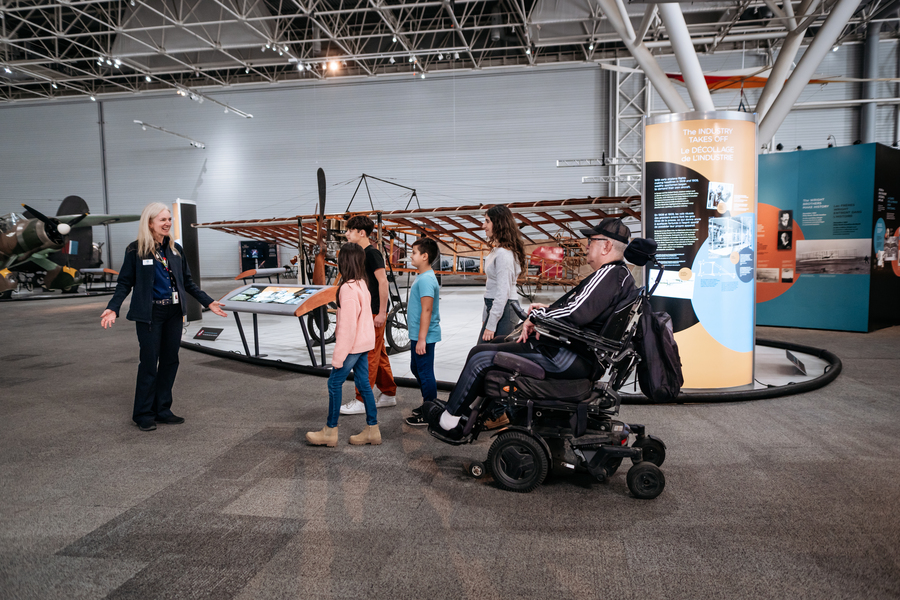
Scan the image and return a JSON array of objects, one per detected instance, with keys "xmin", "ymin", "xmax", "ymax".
[
  {"xmin": 657, "ymin": 3, "xmax": 714, "ymax": 112},
  {"xmin": 759, "ymin": 0, "xmax": 863, "ymax": 145},
  {"xmin": 596, "ymin": 0, "xmax": 689, "ymax": 113}
]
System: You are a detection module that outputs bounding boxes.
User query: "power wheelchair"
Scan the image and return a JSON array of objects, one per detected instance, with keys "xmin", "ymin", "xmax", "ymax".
[{"xmin": 426, "ymin": 238, "xmax": 667, "ymax": 499}]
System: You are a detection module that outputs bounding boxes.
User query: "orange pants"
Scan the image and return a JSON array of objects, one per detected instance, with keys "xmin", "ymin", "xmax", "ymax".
[{"xmin": 356, "ymin": 319, "xmax": 397, "ymax": 401}]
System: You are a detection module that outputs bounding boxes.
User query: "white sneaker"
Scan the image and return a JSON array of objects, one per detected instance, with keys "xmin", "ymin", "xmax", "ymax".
[
  {"xmin": 339, "ymin": 399, "xmax": 366, "ymax": 415},
  {"xmin": 375, "ymin": 392, "xmax": 397, "ymax": 408}
]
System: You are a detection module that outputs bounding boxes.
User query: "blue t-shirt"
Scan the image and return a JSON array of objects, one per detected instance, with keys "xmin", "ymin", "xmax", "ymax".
[{"xmin": 408, "ymin": 270, "xmax": 441, "ymax": 343}]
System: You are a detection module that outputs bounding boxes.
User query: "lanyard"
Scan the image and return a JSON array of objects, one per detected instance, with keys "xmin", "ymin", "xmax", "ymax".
[{"xmin": 154, "ymin": 246, "xmax": 178, "ymax": 291}]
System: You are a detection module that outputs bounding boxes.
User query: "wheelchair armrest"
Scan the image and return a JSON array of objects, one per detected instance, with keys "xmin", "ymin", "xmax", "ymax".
[
  {"xmin": 530, "ymin": 312, "xmax": 624, "ymax": 352},
  {"xmin": 492, "ymin": 352, "xmax": 546, "ymax": 379}
]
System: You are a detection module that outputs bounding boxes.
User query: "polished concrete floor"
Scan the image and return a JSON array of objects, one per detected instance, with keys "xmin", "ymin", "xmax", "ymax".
[{"xmin": 2, "ymin": 280, "xmax": 899, "ymax": 599}]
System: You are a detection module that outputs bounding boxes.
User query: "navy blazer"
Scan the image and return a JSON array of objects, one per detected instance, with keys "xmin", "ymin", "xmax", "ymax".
[{"xmin": 107, "ymin": 239, "xmax": 214, "ymax": 324}]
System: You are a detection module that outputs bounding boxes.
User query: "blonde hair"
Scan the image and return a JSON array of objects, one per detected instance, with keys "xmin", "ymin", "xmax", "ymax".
[{"xmin": 137, "ymin": 202, "xmax": 177, "ymax": 258}]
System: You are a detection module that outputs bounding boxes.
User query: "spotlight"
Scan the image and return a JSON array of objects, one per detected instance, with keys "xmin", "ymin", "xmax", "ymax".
[
  {"xmin": 142, "ymin": 125, "xmax": 147, "ymax": 131},
  {"xmin": 52, "ymin": 82, "xmax": 58, "ymax": 89},
  {"xmin": 421, "ymin": 73, "xmax": 425, "ymax": 79},
  {"xmin": 261, "ymin": 46, "xmax": 266, "ymax": 52},
  {"xmin": 827, "ymin": 134, "xmax": 836, "ymax": 148},
  {"xmin": 775, "ymin": 143, "xmax": 783, "ymax": 151},
  {"xmin": 453, "ymin": 52, "xmax": 459, "ymax": 60},
  {"xmin": 409, "ymin": 56, "xmax": 414, "ymax": 62},
  {"xmin": 298, "ymin": 62, "xmax": 304, "ymax": 71},
  {"xmin": 853, "ymin": 139, "xmax": 862, "ymax": 145},
  {"xmin": 392, "ymin": 35, "xmax": 397, "ymax": 42},
  {"xmin": 114, "ymin": 58, "xmax": 121, "ymax": 66},
  {"xmin": 245, "ymin": 67, "xmax": 250, "ymax": 73},
  {"xmin": 588, "ymin": 43, "xmax": 594, "ymax": 50},
  {"xmin": 795, "ymin": 145, "xmax": 803, "ymax": 151},
  {"xmin": 145, "ymin": 75, "xmax": 151, "ymax": 82},
  {"xmin": 832, "ymin": 45, "xmax": 839, "ymax": 52},
  {"xmin": 306, "ymin": 64, "xmax": 312, "ymax": 70},
  {"xmin": 389, "ymin": 57, "xmax": 395, "ymax": 64},
  {"xmin": 329, "ymin": 61, "xmax": 338, "ymax": 71},
  {"xmin": 438, "ymin": 53, "xmax": 443, "ymax": 60},
  {"xmin": 90, "ymin": 95, "xmax": 96, "ymax": 101},
  {"xmin": 283, "ymin": 45, "xmax": 288, "ymax": 52},
  {"xmin": 525, "ymin": 48, "xmax": 531, "ymax": 55},
  {"xmin": 106, "ymin": 58, "xmax": 112, "ymax": 65},
  {"xmin": 224, "ymin": 108, "xmax": 228, "ymax": 113},
  {"xmin": 278, "ymin": 50, "xmax": 283, "ymax": 56},
  {"xmin": 266, "ymin": 43, "xmax": 271, "ymax": 49},
  {"xmin": 97, "ymin": 57, "xmax": 103, "ymax": 65},
  {"xmin": 3, "ymin": 67, "xmax": 11, "ymax": 74},
  {"xmin": 130, "ymin": 0, "xmax": 135, "ymax": 5}
]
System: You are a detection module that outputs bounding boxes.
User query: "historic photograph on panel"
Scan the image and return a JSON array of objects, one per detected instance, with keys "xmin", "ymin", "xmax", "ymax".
[
  {"xmin": 777, "ymin": 231, "xmax": 793, "ymax": 250},
  {"xmin": 778, "ymin": 210, "xmax": 793, "ymax": 231},
  {"xmin": 782, "ymin": 268, "xmax": 794, "ymax": 283},
  {"xmin": 795, "ymin": 238, "xmax": 871, "ymax": 274},
  {"xmin": 709, "ymin": 214, "xmax": 753, "ymax": 255},
  {"xmin": 757, "ymin": 268, "xmax": 779, "ymax": 283},
  {"xmin": 885, "ymin": 235, "xmax": 898, "ymax": 261},
  {"xmin": 706, "ymin": 182, "xmax": 735, "ymax": 210}
]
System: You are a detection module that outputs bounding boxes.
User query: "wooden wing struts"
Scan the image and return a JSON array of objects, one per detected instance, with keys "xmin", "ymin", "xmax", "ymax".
[{"xmin": 194, "ymin": 194, "xmax": 641, "ymax": 294}]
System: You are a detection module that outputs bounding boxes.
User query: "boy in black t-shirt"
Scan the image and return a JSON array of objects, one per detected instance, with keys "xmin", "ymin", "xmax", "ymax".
[{"xmin": 340, "ymin": 215, "xmax": 398, "ymax": 414}]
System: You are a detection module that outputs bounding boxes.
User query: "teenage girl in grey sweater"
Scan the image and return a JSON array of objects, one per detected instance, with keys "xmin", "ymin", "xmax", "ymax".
[{"xmin": 479, "ymin": 205, "xmax": 527, "ymax": 343}]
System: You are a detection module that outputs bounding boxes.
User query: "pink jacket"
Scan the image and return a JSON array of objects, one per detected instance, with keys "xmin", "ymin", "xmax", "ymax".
[{"xmin": 332, "ymin": 280, "xmax": 376, "ymax": 368}]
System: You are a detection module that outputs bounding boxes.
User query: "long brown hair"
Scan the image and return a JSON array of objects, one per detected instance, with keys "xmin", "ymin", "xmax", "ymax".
[
  {"xmin": 486, "ymin": 204, "xmax": 526, "ymax": 270},
  {"xmin": 336, "ymin": 242, "xmax": 367, "ymax": 308}
]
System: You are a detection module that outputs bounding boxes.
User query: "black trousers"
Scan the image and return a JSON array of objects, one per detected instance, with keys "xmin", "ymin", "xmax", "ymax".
[{"xmin": 133, "ymin": 303, "xmax": 183, "ymax": 425}]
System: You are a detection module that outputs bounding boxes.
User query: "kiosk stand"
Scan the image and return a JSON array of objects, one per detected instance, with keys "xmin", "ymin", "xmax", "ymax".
[{"xmin": 218, "ymin": 284, "xmax": 337, "ymax": 366}]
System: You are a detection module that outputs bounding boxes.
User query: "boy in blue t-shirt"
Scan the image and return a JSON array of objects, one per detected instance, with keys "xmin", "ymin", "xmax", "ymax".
[{"xmin": 404, "ymin": 237, "xmax": 441, "ymax": 426}]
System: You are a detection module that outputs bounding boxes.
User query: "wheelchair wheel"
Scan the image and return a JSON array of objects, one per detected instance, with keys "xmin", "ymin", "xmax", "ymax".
[
  {"xmin": 626, "ymin": 463, "xmax": 665, "ymax": 499},
  {"xmin": 632, "ymin": 437, "xmax": 666, "ymax": 467},
  {"xmin": 487, "ymin": 431, "xmax": 548, "ymax": 493},
  {"xmin": 468, "ymin": 461, "xmax": 486, "ymax": 479}
]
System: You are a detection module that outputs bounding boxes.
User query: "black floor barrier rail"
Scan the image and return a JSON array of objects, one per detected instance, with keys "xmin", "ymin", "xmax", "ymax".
[{"xmin": 181, "ymin": 337, "xmax": 842, "ymax": 403}]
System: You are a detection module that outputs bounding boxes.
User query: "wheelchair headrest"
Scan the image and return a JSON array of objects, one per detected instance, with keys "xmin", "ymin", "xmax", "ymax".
[{"xmin": 624, "ymin": 238, "xmax": 658, "ymax": 267}]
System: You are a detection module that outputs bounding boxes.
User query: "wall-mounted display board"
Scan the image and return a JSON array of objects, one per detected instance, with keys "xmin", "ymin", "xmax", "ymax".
[
  {"xmin": 756, "ymin": 143, "xmax": 900, "ymax": 332},
  {"xmin": 644, "ymin": 111, "xmax": 757, "ymax": 390}
]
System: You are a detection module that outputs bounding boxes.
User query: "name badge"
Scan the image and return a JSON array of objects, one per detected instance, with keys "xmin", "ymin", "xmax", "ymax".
[{"xmin": 143, "ymin": 259, "xmax": 153, "ymax": 265}]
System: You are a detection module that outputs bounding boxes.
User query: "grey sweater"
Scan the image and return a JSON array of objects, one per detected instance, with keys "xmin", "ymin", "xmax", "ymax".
[{"xmin": 483, "ymin": 247, "xmax": 521, "ymax": 331}]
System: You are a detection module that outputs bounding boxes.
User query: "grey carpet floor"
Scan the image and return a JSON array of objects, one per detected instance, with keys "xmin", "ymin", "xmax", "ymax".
[{"xmin": 2, "ymin": 280, "xmax": 899, "ymax": 599}]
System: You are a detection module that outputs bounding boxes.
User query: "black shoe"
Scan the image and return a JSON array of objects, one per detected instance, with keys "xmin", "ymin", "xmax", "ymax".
[
  {"xmin": 405, "ymin": 414, "xmax": 428, "ymax": 427},
  {"xmin": 138, "ymin": 422, "xmax": 157, "ymax": 432},
  {"xmin": 155, "ymin": 415, "xmax": 185, "ymax": 425}
]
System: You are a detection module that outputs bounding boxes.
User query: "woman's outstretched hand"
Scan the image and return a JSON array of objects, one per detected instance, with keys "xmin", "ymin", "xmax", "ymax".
[
  {"xmin": 100, "ymin": 309, "xmax": 116, "ymax": 329},
  {"xmin": 208, "ymin": 301, "xmax": 227, "ymax": 317}
]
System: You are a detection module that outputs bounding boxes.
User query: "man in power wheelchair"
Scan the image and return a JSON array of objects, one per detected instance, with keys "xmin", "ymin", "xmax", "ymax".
[{"xmin": 426, "ymin": 218, "xmax": 667, "ymax": 498}]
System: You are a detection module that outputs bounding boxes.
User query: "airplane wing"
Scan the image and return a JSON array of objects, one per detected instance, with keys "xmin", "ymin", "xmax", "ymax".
[{"xmin": 56, "ymin": 214, "xmax": 140, "ymax": 227}]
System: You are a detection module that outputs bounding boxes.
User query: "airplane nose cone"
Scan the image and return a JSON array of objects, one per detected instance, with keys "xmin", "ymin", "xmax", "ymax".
[{"xmin": 57, "ymin": 223, "xmax": 71, "ymax": 236}]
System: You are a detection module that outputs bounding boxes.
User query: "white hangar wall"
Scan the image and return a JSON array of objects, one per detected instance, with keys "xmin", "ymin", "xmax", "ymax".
[
  {"xmin": 1, "ymin": 42, "xmax": 898, "ymax": 277},
  {"xmin": 1, "ymin": 66, "xmax": 608, "ymax": 276}
]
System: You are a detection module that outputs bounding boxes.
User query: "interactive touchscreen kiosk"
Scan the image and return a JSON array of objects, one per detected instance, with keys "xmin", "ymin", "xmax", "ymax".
[{"xmin": 219, "ymin": 284, "xmax": 337, "ymax": 365}]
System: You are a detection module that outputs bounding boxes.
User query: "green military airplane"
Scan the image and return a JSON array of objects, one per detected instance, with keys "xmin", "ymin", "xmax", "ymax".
[{"xmin": 1, "ymin": 199, "xmax": 138, "ymax": 298}]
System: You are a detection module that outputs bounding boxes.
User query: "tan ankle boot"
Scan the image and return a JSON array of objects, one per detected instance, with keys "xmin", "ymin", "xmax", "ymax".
[
  {"xmin": 349, "ymin": 424, "xmax": 381, "ymax": 446},
  {"xmin": 306, "ymin": 426, "xmax": 338, "ymax": 447}
]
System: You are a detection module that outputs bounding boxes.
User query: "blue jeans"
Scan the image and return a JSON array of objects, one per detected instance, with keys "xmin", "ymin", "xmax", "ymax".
[
  {"xmin": 328, "ymin": 352, "xmax": 377, "ymax": 428},
  {"xmin": 410, "ymin": 341, "xmax": 437, "ymax": 406}
]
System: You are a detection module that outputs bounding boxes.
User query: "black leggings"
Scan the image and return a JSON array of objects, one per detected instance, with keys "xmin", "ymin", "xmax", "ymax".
[{"xmin": 445, "ymin": 340, "xmax": 594, "ymax": 416}]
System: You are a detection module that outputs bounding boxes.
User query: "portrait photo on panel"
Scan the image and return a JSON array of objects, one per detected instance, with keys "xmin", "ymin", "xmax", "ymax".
[
  {"xmin": 778, "ymin": 231, "xmax": 793, "ymax": 250},
  {"xmin": 778, "ymin": 210, "xmax": 793, "ymax": 231},
  {"xmin": 706, "ymin": 181, "xmax": 734, "ymax": 210}
]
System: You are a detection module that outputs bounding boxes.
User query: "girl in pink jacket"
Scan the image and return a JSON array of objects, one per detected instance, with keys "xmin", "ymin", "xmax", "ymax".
[{"xmin": 306, "ymin": 243, "xmax": 381, "ymax": 447}]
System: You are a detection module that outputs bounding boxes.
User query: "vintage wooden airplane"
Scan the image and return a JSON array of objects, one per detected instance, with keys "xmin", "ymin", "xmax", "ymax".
[{"xmin": 194, "ymin": 173, "xmax": 641, "ymax": 351}]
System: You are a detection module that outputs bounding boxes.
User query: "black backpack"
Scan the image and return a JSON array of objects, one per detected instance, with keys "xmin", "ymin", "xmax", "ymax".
[{"xmin": 634, "ymin": 297, "xmax": 684, "ymax": 402}]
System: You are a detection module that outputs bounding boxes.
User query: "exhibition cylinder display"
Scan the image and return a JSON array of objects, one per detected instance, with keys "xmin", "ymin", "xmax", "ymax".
[{"xmin": 643, "ymin": 111, "xmax": 758, "ymax": 389}]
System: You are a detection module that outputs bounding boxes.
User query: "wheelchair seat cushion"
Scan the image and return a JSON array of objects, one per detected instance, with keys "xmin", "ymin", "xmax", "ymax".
[{"xmin": 484, "ymin": 370, "xmax": 594, "ymax": 403}]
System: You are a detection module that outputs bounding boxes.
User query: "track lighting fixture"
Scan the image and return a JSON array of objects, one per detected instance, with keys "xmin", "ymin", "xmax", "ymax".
[
  {"xmin": 134, "ymin": 120, "xmax": 206, "ymax": 149},
  {"xmin": 51, "ymin": 82, "xmax": 58, "ymax": 89},
  {"xmin": 145, "ymin": 75, "xmax": 151, "ymax": 82},
  {"xmin": 90, "ymin": 95, "xmax": 96, "ymax": 101}
]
